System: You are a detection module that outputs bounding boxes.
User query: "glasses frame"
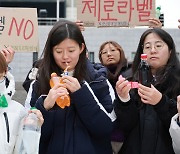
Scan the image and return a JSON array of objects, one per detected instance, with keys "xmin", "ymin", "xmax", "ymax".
[
  {"xmin": 100, "ymin": 48, "xmax": 119, "ymax": 56},
  {"xmin": 142, "ymin": 41, "xmax": 165, "ymax": 52}
]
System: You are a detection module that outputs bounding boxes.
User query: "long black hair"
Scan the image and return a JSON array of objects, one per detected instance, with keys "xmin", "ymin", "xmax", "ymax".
[
  {"xmin": 132, "ymin": 28, "xmax": 180, "ymax": 98},
  {"xmin": 37, "ymin": 19, "xmax": 88, "ymax": 95}
]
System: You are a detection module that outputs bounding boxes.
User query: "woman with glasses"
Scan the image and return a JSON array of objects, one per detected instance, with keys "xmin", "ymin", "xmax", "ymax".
[
  {"xmin": 114, "ymin": 28, "xmax": 180, "ymax": 154},
  {"xmin": 98, "ymin": 41, "xmax": 131, "ymax": 154},
  {"xmin": 99, "ymin": 41, "xmax": 130, "ymax": 87}
]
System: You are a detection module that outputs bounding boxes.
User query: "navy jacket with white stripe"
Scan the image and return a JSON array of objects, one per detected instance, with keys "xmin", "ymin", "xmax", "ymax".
[{"xmin": 28, "ymin": 60, "xmax": 115, "ymax": 154}]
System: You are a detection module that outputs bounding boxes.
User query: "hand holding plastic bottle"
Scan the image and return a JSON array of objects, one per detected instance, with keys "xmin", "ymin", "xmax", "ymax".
[
  {"xmin": 61, "ymin": 75, "xmax": 81, "ymax": 93},
  {"xmin": 22, "ymin": 108, "xmax": 42, "ymax": 154},
  {"xmin": 148, "ymin": 18, "xmax": 162, "ymax": 28},
  {"xmin": 44, "ymin": 80, "xmax": 69, "ymax": 110},
  {"xmin": 138, "ymin": 84, "xmax": 162, "ymax": 105},
  {"xmin": 29, "ymin": 108, "xmax": 44, "ymax": 126},
  {"xmin": 46, "ymin": 66, "xmax": 70, "ymax": 109},
  {"xmin": 14, "ymin": 107, "xmax": 44, "ymax": 154}
]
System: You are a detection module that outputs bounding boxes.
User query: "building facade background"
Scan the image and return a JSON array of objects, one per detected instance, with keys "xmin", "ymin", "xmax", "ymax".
[{"xmin": 1, "ymin": 0, "xmax": 180, "ymax": 82}]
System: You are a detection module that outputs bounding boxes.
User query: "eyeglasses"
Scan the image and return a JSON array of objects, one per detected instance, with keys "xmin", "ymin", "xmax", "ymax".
[
  {"xmin": 143, "ymin": 41, "xmax": 165, "ymax": 52},
  {"xmin": 100, "ymin": 49, "xmax": 117, "ymax": 55}
]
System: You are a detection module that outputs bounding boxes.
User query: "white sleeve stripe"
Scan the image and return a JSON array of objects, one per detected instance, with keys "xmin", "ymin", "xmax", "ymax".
[
  {"xmin": 5, "ymin": 72, "xmax": 15, "ymax": 96},
  {"xmin": 106, "ymin": 79, "xmax": 115, "ymax": 101},
  {"xmin": 24, "ymin": 80, "xmax": 35, "ymax": 109},
  {"xmin": 84, "ymin": 81, "xmax": 116, "ymax": 122},
  {"xmin": 106, "ymin": 79, "xmax": 117, "ymax": 122}
]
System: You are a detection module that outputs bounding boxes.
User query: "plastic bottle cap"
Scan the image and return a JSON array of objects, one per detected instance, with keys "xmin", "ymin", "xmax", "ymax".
[
  {"xmin": 30, "ymin": 107, "xmax": 37, "ymax": 110},
  {"xmin": 156, "ymin": 6, "xmax": 161, "ymax": 10},
  {"xmin": 141, "ymin": 54, "xmax": 147, "ymax": 59},
  {"xmin": 51, "ymin": 72, "xmax": 57, "ymax": 77}
]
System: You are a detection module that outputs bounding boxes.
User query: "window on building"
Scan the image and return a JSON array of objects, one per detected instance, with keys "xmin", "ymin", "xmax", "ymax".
[
  {"xmin": 131, "ymin": 52, "xmax": 136, "ymax": 61},
  {"xmin": 88, "ymin": 52, "xmax": 94, "ymax": 63}
]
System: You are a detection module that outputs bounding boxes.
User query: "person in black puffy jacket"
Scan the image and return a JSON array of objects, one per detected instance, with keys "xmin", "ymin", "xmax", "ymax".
[{"xmin": 114, "ymin": 28, "xmax": 180, "ymax": 154}]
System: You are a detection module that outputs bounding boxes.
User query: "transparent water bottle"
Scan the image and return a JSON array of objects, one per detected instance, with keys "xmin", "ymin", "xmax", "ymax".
[
  {"xmin": 156, "ymin": 6, "xmax": 161, "ymax": 19},
  {"xmin": 20, "ymin": 108, "xmax": 41, "ymax": 154}
]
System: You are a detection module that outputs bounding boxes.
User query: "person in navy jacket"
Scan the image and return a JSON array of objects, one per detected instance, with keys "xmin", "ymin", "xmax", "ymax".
[{"xmin": 25, "ymin": 19, "xmax": 115, "ymax": 154}]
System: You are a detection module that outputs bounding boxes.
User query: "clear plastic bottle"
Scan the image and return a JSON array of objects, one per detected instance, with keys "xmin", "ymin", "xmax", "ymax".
[
  {"xmin": 20, "ymin": 108, "xmax": 41, "ymax": 154},
  {"xmin": 138, "ymin": 54, "xmax": 152, "ymax": 87},
  {"xmin": 156, "ymin": 6, "xmax": 161, "ymax": 19},
  {"xmin": 50, "ymin": 72, "xmax": 70, "ymax": 109}
]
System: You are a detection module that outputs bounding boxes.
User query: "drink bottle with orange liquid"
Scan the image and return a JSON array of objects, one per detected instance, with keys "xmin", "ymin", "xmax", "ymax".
[{"xmin": 49, "ymin": 67, "xmax": 70, "ymax": 109}]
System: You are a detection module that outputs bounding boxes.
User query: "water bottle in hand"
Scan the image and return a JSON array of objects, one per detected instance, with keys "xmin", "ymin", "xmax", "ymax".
[{"xmin": 21, "ymin": 109, "xmax": 41, "ymax": 154}]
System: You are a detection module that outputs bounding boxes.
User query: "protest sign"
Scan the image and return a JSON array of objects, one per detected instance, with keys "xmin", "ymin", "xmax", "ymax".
[
  {"xmin": 77, "ymin": 0, "xmax": 155, "ymax": 27},
  {"xmin": 0, "ymin": 7, "xmax": 39, "ymax": 52}
]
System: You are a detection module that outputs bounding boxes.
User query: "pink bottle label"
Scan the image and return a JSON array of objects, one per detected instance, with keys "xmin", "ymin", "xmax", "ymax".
[{"xmin": 128, "ymin": 82, "xmax": 139, "ymax": 89}]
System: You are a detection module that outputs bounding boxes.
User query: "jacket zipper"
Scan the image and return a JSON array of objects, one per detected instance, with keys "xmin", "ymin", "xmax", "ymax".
[{"xmin": 3, "ymin": 112, "xmax": 10, "ymax": 143}]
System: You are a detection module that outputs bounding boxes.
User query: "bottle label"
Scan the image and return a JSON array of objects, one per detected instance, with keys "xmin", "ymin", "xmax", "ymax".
[
  {"xmin": 128, "ymin": 82, "xmax": 139, "ymax": 89},
  {"xmin": 63, "ymin": 71, "xmax": 69, "ymax": 76}
]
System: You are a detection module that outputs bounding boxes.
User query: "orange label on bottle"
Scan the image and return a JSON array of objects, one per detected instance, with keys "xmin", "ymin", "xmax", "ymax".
[{"xmin": 50, "ymin": 72, "xmax": 70, "ymax": 109}]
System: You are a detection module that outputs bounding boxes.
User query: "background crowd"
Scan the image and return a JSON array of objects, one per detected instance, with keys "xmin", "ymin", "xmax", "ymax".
[{"xmin": 0, "ymin": 18, "xmax": 180, "ymax": 154}]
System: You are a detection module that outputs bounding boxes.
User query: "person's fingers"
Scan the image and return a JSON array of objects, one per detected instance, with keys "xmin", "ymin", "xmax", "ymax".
[
  {"xmin": 177, "ymin": 96, "xmax": 180, "ymax": 107},
  {"xmin": 30, "ymin": 109, "xmax": 44, "ymax": 125},
  {"xmin": 148, "ymin": 18, "xmax": 162, "ymax": 28},
  {"xmin": 1, "ymin": 46, "xmax": 15, "ymax": 64},
  {"xmin": 75, "ymin": 20, "xmax": 85, "ymax": 31}
]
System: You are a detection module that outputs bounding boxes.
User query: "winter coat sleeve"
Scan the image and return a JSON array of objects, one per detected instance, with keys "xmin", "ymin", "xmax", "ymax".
[
  {"xmin": 114, "ymin": 96, "xmax": 139, "ymax": 133},
  {"xmin": 22, "ymin": 60, "xmax": 40, "ymax": 93},
  {"xmin": 154, "ymin": 95, "xmax": 177, "ymax": 128},
  {"xmin": 90, "ymin": 79, "xmax": 116, "ymax": 118},
  {"xmin": 24, "ymin": 80, "xmax": 35, "ymax": 109},
  {"xmin": 35, "ymin": 96, "xmax": 55, "ymax": 144},
  {"xmin": 169, "ymin": 114, "xmax": 180, "ymax": 154},
  {"xmin": 70, "ymin": 81, "xmax": 114, "ymax": 137}
]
